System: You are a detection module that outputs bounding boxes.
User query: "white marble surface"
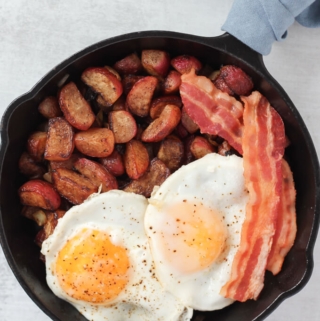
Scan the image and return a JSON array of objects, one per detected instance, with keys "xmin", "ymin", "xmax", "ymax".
[{"xmin": 0, "ymin": 0, "xmax": 319, "ymax": 320}]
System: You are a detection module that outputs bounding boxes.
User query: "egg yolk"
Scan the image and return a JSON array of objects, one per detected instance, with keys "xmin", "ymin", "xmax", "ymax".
[
  {"xmin": 154, "ymin": 201, "xmax": 227, "ymax": 274},
  {"xmin": 55, "ymin": 228, "xmax": 130, "ymax": 303}
]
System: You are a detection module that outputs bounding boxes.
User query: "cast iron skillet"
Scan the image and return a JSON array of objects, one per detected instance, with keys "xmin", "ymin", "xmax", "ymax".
[{"xmin": 0, "ymin": 30, "xmax": 319, "ymax": 321}]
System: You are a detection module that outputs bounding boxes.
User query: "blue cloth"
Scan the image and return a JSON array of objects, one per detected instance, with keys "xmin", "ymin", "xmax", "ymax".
[{"xmin": 222, "ymin": 0, "xmax": 320, "ymax": 55}]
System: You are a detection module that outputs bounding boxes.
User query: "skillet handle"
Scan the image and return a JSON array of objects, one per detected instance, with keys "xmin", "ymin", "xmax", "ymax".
[{"xmin": 200, "ymin": 33, "xmax": 267, "ymax": 73}]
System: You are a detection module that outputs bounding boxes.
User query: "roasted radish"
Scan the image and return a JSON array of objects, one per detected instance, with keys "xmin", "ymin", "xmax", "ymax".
[
  {"xmin": 74, "ymin": 158, "xmax": 118, "ymax": 192},
  {"xmin": 52, "ymin": 168, "xmax": 97, "ymax": 205},
  {"xmin": 141, "ymin": 50, "xmax": 170, "ymax": 78},
  {"xmin": 163, "ymin": 70, "xmax": 181, "ymax": 94},
  {"xmin": 19, "ymin": 152, "xmax": 46, "ymax": 178},
  {"xmin": 124, "ymin": 158, "xmax": 170, "ymax": 197},
  {"xmin": 213, "ymin": 76, "xmax": 234, "ymax": 95},
  {"xmin": 126, "ymin": 76, "xmax": 158, "ymax": 117},
  {"xmin": 27, "ymin": 131, "xmax": 47, "ymax": 162},
  {"xmin": 44, "ymin": 117, "xmax": 74, "ymax": 161},
  {"xmin": 122, "ymin": 75, "xmax": 144, "ymax": 96},
  {"xmin": 141, "ymin": 105, "xmax": 181, "ymax": 142},
  {"xmin": 171, "ymin": 55, "xmax": 202, "ymax": 74},
  {"xmin": 50, "ymin": 153, "xmax": 81, "ymax": 171},
  {"xmin": 59, "ymin": 82, "xmax": 95, "ymax": 130},
  {"xmin": 157, "ymin": 135, "xmax": 184, "ymax": 172},
  {"xmin": 38, "ymin": 96, "xmax": 62, "ymax": 119},
  {"xmin": 74, "ymin": 128, "xmax": 114, "ymax": 158},
  {"xmin": 109, "ymin": 110, "xmax": 137, "ymax": 143},
  {"xmin": 219, "ymin": 65, "xmax": 253, "ymax": 96},
  {"xmin": 181, "ymin": 107, "xmax": 199, "ymax": 134},
  {"xmin": 81, "ymin": 67, "xmax": 123, "ymax": 106},
  {"xmin": 19, "ymin": 180, "xmax": 61, "ymax": 210},
  {"xmin": 124, "ymin": 140, "xmax": 150, "ymax": 179},
  {"xmin": 113, "ymin": 53, "xmax": 143, "ymax": 75},
  {"xmin": 149, "ymin": 95, "xmax": 182, "ymax": 119},
  {"xmin": 100, "ymin": 150, "xmax": 125, "ymax": 177},
  {"xmin": 190, "ymin": 136, "xmax": 215, "ymax": 159}
]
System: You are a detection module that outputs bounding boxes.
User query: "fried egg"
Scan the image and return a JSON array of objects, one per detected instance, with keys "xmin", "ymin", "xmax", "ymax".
[
  {"xmin": 145, "ymin": 153, "xmax": 248, "ymax": 311},
  {"xmin": 41, "ymin": 190, "xmax": 193, "ymax": 321}
]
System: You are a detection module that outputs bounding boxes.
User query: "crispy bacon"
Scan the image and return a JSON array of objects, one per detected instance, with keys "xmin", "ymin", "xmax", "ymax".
[
  {"xmin": 220, "ymin": 91, "xmax": 286, "ymax": 302},
  {"xmin": 267, "ymin": 159, "xmax": 297, "ymax": 275},
  {"xmin": 180, "ymin": 69, "xmax": 244, "ymax": 154}
]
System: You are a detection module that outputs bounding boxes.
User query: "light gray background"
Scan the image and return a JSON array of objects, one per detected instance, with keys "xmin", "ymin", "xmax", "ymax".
[{"xmin": 0, "ymin": 0, "xmax": 319, "ymax": 320}]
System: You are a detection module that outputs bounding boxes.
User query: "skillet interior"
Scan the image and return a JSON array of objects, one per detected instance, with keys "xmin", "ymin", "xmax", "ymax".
[{"xmin": 0, "ymin": 31, "xmax": 319, "ymax": 321}]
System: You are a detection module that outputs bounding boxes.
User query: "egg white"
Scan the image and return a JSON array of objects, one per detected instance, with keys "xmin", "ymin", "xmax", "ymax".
[
  {"xmin": 145, "ymin": 153, "xmax": 248, "ymax": 311},
  {"xmin": 41, "ymin": 190, "xmax": 193, "ymax": 321}
]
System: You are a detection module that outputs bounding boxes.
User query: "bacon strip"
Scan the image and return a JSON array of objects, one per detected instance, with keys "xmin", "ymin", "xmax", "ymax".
[
  {"xmin": 267, "ymin": 159, "xmax": 297, "ymax": 275},
  {"xmin": 180, "ymin": 69, "xmax": 244, "ymax": 154},
  {"xmin": 220, "ymin": 91, "xmax": 286, "ymax": 302}
]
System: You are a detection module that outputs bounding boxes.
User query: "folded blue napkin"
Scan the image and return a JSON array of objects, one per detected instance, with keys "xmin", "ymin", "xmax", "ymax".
[{"xmin": 222, "ymin": 0, "xmax": 320, "ymax": 55}]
